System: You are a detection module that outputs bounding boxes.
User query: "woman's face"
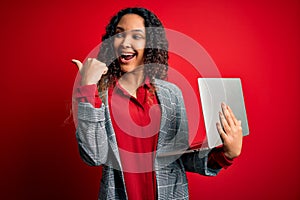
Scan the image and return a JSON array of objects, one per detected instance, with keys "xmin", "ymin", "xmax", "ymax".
[{"xmin": 114, "ymin": 14, "xmax": 146, "ymax": 73}]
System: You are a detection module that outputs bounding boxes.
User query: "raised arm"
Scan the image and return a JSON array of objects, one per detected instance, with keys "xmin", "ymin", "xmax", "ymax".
[{"xmin": 73, "ymin": 58, "xmax": 109, "ymax": 166}]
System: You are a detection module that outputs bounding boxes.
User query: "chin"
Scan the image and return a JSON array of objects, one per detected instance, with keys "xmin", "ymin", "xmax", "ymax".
[{"xmin": 120, "ymin": 64, "xmax": 143, "ymax": 73}]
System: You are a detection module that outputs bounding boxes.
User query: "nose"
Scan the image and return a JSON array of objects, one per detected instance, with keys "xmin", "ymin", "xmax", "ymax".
[{"xmin": 121, "ymin": 34, "xmax": 132, "ymax": 48}]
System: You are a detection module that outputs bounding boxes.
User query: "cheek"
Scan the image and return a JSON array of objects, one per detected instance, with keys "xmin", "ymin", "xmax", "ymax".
[
  {"xmin": 137, "ymin": 49, "xmax": 145, "ymax": 58},
  {"xmin": 113, "ymin": 39, "xmax": 121, "ymax": 53},
  {"xmin": 135, "ymin": 40, "xmax": 146, "ymax": 50},
  {"xmin": 134, "ymin": 41, "xmax": 146, "ymax": 59}
]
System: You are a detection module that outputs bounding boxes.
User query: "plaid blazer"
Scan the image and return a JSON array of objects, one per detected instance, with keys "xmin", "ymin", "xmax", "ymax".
[{"xmin": 76, "ymin": 79, "xmax": 221, "ymax": 200}]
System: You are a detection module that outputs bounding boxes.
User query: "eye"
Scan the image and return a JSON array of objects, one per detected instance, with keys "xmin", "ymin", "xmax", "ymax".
[
  {"xmin": 115, "ymin": 32, "xmax": 124, "ymax": 38},
  {"xmin": 132, "ymin": 34, "xmax": 144, "ymax": 40}
]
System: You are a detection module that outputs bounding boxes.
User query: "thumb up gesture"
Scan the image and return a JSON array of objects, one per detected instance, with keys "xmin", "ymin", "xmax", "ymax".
[{"xmin": 72, "ymin": 58, "xmax": 108, "ymax": 86}]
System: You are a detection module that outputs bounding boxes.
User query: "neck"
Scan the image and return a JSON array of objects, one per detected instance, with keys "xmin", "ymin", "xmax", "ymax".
[{"xmin": 118, "ymin": 66, "xmax": 145, "ymax": 97}]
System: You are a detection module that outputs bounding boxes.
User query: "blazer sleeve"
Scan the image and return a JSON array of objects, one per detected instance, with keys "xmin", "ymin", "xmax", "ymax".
[
  {"xmin": 181, "ymin": 150, "xmax": 221, "ymax": 176},
  {"xmin": 75, "ymin": 102, "xmax": 108, "ymax": 166}
]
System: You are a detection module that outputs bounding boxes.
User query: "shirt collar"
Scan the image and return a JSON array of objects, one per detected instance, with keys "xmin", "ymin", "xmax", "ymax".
[{"xmin": 109, "ymin": 76, "xmax": 153, "ymax": 97}]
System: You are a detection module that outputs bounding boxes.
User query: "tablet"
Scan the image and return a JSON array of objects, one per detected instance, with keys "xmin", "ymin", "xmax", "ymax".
[{"xmin": 198, "ymin": 78, "xmax": 249, "ymax": 148}]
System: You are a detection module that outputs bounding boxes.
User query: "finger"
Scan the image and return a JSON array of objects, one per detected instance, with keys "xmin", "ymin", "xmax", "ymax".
[
  {"xmin": 222, "ymin": 103, "xmax": 235, "ymax": 127},
  {"xmin": 102, "ymin": 66, "xmax": 108, "ymax": 75},
  {"xmin": 237, "ymin": 120, "xmax": 242, "ymax": 133},
  {"xmin": 227, "ymin": 105, "xmax": 238, "ymax": 125},
  {"xmin": 216, "ymin": 122, "xmax": 227, "ymax": 141},
  {"xmin": 239, "ymin": 121, "xmax": 243, "ymax": 133},
  {"xmin": 71, "ymin": 59, "xmax": 83, "ymax": 71},
  {"xmin": 219, "ymin": 111, "xmax": 231, "ymax": 133},
  {"xmin": 238, "ymin": 120, "xmax": 242, "ymax": 126},
  {"xmin": 87, "ymin": 58, "xmax": 94, "ymax": 63}
]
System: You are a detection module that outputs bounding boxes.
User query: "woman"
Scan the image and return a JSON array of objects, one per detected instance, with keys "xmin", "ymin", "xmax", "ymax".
[{"xmin": 72, "ymin": 7, "xmax": 243, "ymax": 200}]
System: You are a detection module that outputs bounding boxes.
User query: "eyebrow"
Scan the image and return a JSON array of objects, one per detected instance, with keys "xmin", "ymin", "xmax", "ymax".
[{"xmin": 115, "ymin": 26, "xmax": 145, "ymax": 34}]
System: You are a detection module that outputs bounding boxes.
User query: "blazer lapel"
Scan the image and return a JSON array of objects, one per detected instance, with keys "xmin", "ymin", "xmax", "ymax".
[
  {"xmin": 155, "ymin": 83, "xmax": 172, "ymax": 153},
  {"xmin": 99, "ymin": 90, "xmax": 123, "ymax": 169}
]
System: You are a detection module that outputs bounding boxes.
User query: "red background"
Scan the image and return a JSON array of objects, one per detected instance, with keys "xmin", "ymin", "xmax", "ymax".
[{"xmin": 1, "ymin": 0, "xmax": 299, "ymax": 199}]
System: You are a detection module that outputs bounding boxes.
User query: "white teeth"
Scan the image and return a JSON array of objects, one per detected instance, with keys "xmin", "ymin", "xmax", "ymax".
[
  {"xmin": 121, "ymin": 53, "xmax": 134, "ymax": 56},
  {"xmin": 120, "ymin": 52, "xmax": 136, "ymax": 61}
]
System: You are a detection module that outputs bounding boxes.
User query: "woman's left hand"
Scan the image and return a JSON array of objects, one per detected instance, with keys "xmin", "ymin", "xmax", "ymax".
[{"xmin": 217, "ymin": 103, "xmax": 243, "ymax": 160}]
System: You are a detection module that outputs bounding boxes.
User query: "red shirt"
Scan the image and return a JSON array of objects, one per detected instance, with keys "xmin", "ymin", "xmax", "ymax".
[
  {"xmin": 108, "ymin": 80, "xmax": 160, "ymax": 200},
  {"xmin": 76, "ymin": 80, "xmax": 233, "ymax": 200}
]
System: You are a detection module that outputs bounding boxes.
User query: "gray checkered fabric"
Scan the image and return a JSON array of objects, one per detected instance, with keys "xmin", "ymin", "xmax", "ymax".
[{"xmin": 76, "ymin": 79, "xmax": 221, "ymax": 200}]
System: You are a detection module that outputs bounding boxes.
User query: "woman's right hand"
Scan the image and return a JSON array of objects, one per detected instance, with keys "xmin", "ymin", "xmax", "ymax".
[{"xmin": 72, "ymin": 58, "xmax": 108, "ymax": 86}]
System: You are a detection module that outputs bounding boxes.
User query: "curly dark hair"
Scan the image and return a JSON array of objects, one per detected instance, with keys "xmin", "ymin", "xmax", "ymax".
[{"xmin": 97, "ymin": 7, "xmax": 169, "ymax": 92}]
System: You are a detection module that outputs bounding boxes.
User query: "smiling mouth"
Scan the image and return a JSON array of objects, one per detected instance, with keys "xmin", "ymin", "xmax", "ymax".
[{"xmin": 119, "ymin": 52, "xmax": 136, "ymax": 63}]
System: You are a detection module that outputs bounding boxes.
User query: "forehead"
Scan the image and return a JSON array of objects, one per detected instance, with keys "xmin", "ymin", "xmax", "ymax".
[{"xmin": 116, "ymin": 14, "xmax": 145, "ymax": 31}]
